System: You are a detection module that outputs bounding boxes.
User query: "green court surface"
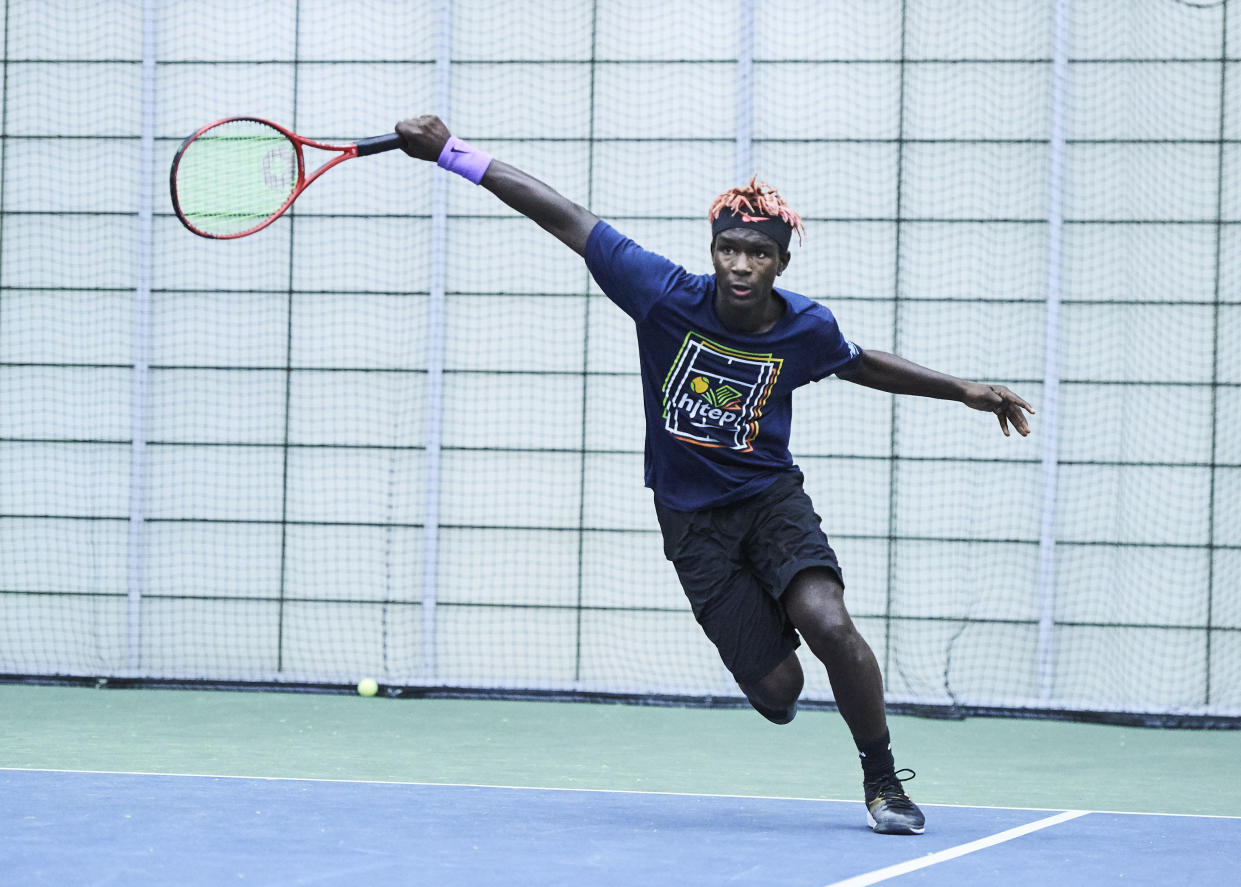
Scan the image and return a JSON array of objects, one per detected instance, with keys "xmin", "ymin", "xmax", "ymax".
[{"xmin": 3, "ymin": 684, "xmax": 1237, "ymax": 818}]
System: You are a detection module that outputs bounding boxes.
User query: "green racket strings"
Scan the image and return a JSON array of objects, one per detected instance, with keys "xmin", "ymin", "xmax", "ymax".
[{"xmin": 175, "ymin": 120, "xmax": 298, "ymax": 236}]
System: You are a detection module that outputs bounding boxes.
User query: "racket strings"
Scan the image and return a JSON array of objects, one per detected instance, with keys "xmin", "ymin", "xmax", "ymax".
[{"xmin": 174, "ymin": 119, "xmax": 300, "ymax": 237}]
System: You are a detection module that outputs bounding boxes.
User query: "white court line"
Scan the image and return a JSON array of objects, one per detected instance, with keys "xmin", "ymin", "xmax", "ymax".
[
  {"xmin": 824, "ymin": 810, "xmax": 1089, "ymax": 887},
  {"xmin": 4, "ymin": 768, "xmax": 1241, "ymax": 820}
]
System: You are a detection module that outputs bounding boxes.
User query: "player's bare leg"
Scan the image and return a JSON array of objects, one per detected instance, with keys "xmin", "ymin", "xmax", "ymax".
[
  {"xmin": 783, "ymin": 569, "xmax": 886, "ymax": 739},
  {"xmin": 739, "ymin": 650, "xmax": 804, "ymax": 725},
  {"xmin": 783, "ymin": 569, "xmax": 925, "ymax": 835}
]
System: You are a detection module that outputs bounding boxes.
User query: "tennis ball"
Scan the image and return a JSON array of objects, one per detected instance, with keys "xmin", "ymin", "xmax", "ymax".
[{"xmin": 356, "ymin": 678, "xmax": 379, "ymax": 697}]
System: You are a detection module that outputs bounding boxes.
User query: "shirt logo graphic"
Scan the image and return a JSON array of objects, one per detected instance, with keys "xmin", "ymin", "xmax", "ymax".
[{"xmin": 662, "ymin": 332, "xmax": 782, "ymax": 452}]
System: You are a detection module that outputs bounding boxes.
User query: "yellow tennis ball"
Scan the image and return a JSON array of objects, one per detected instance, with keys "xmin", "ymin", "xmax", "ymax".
[
  {"xmin": 356, "ymin": 678, "xmax": 379, "ymax": 697},
  {"xmin": 691, "ymin": 376, "xmax": 709, "ymax": 394}
]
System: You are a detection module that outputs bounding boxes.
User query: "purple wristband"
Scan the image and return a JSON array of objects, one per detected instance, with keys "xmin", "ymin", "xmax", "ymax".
[{"xmin": 436, "ymin": 136, "xmax": 493, "ymax": 184}]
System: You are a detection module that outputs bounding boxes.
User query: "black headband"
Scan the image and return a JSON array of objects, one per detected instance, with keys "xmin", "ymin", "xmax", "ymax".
[{"xmin": 710, "ymin": 208, "xmax": 793, "ymax": 252}]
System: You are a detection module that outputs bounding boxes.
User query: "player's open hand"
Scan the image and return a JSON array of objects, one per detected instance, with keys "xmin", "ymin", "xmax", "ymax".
[
  {"xmin": 395, "ymin": 115, "xmax": 451, "ymax": 162},
  {"xmin": 964, "ymin": 383, "xmax": 1034, "ymax": 437}
]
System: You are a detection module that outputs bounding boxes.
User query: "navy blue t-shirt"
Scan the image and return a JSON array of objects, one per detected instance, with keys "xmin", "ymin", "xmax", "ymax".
[{"xmin": 584, "ymin": 220, "xmax": 863, "ymax": 510}]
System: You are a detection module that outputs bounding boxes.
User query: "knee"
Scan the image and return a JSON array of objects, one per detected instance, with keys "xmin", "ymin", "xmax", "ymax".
[
  {"xmin": 786, "ymin": 573, "xmax": 859, "ymax": 649},
  {"xmin": 739, "ymin": 656, "xmax": 804, "ymax": 725},
  {"xmin": 741, "ymin": 684, "xmax": 801, "ymax": 724},
  {"xmin": 751, "ymin": 698, "xmax": 798, "ymax": 725},
  {"xmin": 805, "ymin": 616, "xmax": 859, "ymax": 652}
]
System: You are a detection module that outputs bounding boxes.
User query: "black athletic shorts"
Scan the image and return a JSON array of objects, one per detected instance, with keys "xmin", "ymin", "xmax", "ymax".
[{"xmin": 653, "ymin": 470, "xmax": 844, "ymax": 686}]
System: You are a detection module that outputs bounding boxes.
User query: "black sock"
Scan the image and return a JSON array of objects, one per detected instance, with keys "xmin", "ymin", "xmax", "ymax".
[{"xmin": 857, "ymin": 731, "xmax": 894, "ymax": 781}]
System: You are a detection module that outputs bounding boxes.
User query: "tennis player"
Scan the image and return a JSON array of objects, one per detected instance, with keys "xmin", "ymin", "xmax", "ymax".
[{"xmin": 397, "ymin": 115, "xmax": 1033, "ymax": 836}]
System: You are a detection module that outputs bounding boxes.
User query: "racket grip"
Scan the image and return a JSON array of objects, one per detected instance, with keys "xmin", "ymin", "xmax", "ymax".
[{"xmin": 356, "ymin": 132, "xmax": 404, "ymax": 156}]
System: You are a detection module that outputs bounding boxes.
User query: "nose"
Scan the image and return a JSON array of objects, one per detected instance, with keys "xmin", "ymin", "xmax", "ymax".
[{"xmin": 729, "ymin": 252, "xmax": 752, "ymax": 274}]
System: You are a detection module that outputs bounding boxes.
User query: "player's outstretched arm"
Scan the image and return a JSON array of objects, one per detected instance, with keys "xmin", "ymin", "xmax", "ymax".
[
  {"xmin": 839, "ymin": 348, "xmax": 1034, "ymax": 437},
  {"xmin": 396, "ymin": 114, "xmax": 600, "ymax": 256}
]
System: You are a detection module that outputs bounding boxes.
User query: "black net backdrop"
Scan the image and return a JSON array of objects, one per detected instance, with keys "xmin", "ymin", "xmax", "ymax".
[{"xmin": 0, "ymin": 0, "xmax": 1237, "ymax": 722}]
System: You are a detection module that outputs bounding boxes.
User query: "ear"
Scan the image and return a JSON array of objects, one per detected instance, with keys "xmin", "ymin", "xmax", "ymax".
[{"xmin": 777, "ymin": 250, "xmax": 791, "ymax": 275}]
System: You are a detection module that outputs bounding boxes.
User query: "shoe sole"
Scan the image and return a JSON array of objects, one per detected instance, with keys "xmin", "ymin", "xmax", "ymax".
[{"xmin": 866, "ymin": 809, "xmax": 925, "ymax": 835}]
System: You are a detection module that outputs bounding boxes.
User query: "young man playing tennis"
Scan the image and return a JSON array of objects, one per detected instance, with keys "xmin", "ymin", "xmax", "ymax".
[{"xmin": 396, "ymin": 115, "xmax": 1033, "ymax": 836}]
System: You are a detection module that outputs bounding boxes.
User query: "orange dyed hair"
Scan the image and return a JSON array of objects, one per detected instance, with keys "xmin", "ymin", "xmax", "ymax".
[{"xmin": 707, "ymin": 176, "xmax": 804, "ymax": 246}]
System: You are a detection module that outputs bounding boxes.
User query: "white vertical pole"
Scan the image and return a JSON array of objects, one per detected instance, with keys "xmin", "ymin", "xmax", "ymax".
[
  {"xmin": 126, "ymin": 0, "xmax": 158, "ymax": 672},
  {"xmin": 421, "ymin": 0, "xmax": 452, "ymax": 682},
  {"xmin": 1036, "ymin": 0, "xmax": 1070, "ymax": 703},
  {"xmin": 717, "ymin": 0, "xmax": 758, "ymax": 692},
  {"xmin": 736, "ymin": 0, "xmax": 755, "ymax": 183}
]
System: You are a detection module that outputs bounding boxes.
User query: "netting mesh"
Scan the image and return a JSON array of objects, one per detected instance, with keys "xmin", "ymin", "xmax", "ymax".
[{"xmin": 1, "ymin": 0, "xmax": 1238, "ymax": 719}]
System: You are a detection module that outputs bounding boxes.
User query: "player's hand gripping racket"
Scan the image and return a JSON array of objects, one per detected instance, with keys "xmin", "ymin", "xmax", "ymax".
[{"xmin": 169, "ymin": 117, "xmax": 402, "ymax": 239}]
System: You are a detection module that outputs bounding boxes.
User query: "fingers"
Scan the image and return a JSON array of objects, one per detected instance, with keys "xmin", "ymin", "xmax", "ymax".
[
  {"xmin": 996, "ymin": 405, "xmax": 1027, "ymax": 437},
  {"xmin": 395, "ymin": 115, "xmax": 450, "ymax": 161},
  {"xmin": 995, "ymin": 392, "xmax": 1030, "ymax": 436},
  {"xmin": 999, "ymin": 386, "xmax": 1035, "ymax": 416},
  {"xmin": 986, "ymin": 385, "xmax": 1033, "ymax": 437}
]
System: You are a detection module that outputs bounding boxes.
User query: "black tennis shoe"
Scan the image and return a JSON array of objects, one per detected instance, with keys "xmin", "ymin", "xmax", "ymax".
[{"xmin": 864, "ymin": 768, "xmax": 925, "ymax": 835}]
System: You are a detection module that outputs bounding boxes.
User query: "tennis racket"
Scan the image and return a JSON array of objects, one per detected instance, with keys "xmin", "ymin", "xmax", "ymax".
[{"xmin": 169, "ymin": 116, "xmax": 403, "ymax": 239}]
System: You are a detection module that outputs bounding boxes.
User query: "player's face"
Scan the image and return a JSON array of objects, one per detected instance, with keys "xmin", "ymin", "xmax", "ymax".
[{"xmin": 711, "ymin": 228, "xmax": 789, "ymax": 316}]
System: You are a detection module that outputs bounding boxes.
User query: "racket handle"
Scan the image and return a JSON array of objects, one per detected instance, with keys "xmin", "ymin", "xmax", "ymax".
[{"xmin": 356, "ymin": 132, "xmax": 404, "ymax": 156}]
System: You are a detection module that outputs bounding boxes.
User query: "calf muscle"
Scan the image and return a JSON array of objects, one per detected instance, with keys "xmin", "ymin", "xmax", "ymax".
[{"xmin": 784, "ymin": 570, "xmax": 888, "ymax": 743}]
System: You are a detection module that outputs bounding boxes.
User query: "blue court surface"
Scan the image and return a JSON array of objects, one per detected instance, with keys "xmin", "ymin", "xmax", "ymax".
[{"xmin": 2, "ymin": 768, "xmax": 1235, "ymax": 886}]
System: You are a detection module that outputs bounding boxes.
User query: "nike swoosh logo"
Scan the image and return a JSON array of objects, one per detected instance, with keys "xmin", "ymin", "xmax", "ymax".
[{"xmin": 450, "ymin": 147, "xmax": 468, "ymax": 153}]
